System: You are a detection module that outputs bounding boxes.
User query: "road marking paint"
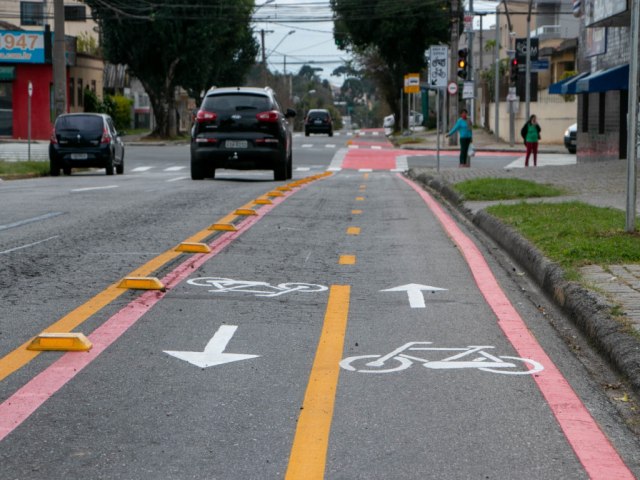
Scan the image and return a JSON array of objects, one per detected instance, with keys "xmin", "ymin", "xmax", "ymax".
[
  {"xmin": 166, "ymin": 176, "xmax": 189, "ymax": 182},
  {"xmin": 0, "ymin": 181, "xmax": 320, "ymax": 441},
  {"xmin": 0, "ymin": 175, "xmax": 330, "ymax": 383},
  {"xmin": 0, "ymin": 212, "xmax": 65, "ymax": 231},
  {"xmin": 400, "ymin": 174, "xmax": 634, "ymax": 480},
  {"xmin": 285, "ymin": 285, "xmax": 350, "ymax": 480},
  {"xmin": 326, "ymin": 144, "xmax": 336, "ymax": 148},
  {"xmin": 296, "ymin": 167, "xmax": 311, "ymax": 172},
  {"xmin": 70, "ymin": 185, "xmax": 119, "ymax": 193},
  {"xmin": 355, "ymin": 196, "xmax": 365, "ymax": 201},
  {"xmin": 131, "ymin": 166, "xmax": 153, "ymax": 172},
  {"xmin": 0, "ymin": 235, "xmax": 60, "ymax": 255},
  {"xmin": 339, "ymin": 255, "xmax": 356, "ymax": 265},
  {"xmin": 358, "ymin": 168, "xmax": 373, "ymax": 173},
  {"xmin": 164, "ymin": 166, "xmax": 185, "ymax": 171},
  {"xmin": 395, "ymin": 155, "xmax": 409, "ymax": 171},
  {"xmin": 351, "ymin": 210, "xmax": 362, "ymax": 215},
  {"xmin": 346, "ymin": 227, "xmax": 360, "ymax": 235},
  {"xmin": 302, "ymin": 144, "xmax": 313, "ymax": 148}
]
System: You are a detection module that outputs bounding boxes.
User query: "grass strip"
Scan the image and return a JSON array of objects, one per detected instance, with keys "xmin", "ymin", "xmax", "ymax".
[
  {"xmin": 455, "ymin": 178, "xmax": 566, "ymax": 201},
  {"xmin": 0, "ymin": 161, "xmax": 50, "ymax": 178}
]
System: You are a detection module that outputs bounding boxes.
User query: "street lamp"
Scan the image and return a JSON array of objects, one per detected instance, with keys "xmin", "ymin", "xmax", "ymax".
[{"xmin": 266, "ymin": 30, "xmax": 295, "ymax": 62}]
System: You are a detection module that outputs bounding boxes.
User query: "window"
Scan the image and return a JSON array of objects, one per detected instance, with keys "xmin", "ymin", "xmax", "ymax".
[
  {"xmin": 20, "ymin": 2, "xmax": 44, "ymax": 26},
  {"xmin": 69, "ymin": 78, "xmax": 75, "ymax": 107},
  {"xmin": 77, "ymin": 78, "xmax": 83, "ymax": 107},
  {"xmin": 64, "ymin": 5, "xmax": 86, "ymax": 21}
]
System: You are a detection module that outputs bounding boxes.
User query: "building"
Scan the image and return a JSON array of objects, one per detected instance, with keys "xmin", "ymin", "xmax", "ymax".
[{"xmin": 0, "ymin": 0, "xmax": 104, "ymax": 139}]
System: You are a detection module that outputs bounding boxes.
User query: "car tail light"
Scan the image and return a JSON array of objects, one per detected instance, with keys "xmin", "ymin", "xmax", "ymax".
[
  {"xmin": 196, "ymin": 110, "xmax": 217, "ymax": 123},
  {"xmin": 100, "ymin": 128, "xmax": 111, "ymax": 144},
  {"xmin": 256, "ymin": 111, "xmax": 279, "ymax": 123},
  {"xmin": 50, "ymin": 127, "xmax": 58, "ymax": 144},
  {"xmin": 195, "ymin": 137, "xmax": 218, "ymax": 144},
  {"xmin": 255, "ymin": 138, "xmax": 279, "ymax": 145}
]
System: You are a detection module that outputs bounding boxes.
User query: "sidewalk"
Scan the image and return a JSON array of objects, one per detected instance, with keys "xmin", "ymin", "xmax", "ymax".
[{"xmin": 407, "ymin": 157, "xmax": 640, "ymax": 396}]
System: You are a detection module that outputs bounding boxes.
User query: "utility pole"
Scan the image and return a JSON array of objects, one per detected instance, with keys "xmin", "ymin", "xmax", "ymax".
[
  {"xmin": 626, "ymin": 0, "xmax": 640, "ymax": 232},
  {"xmin": 525, "ymin": 0, "xmax": 534, "ymax": 120},
  {"xmin": 53, "ymin": 0, "xmax": 66, "ymax": 118},
  {"xmin": 448, "ymin": 0, "xmax": 460, "ymax": 145},
  {"xmin": 494, "ymin": 12, "xmax": 500, "ymax": 141},
  {"xmin": 467, "ymin": 0, "xmax": 474, "ymax": 123}
]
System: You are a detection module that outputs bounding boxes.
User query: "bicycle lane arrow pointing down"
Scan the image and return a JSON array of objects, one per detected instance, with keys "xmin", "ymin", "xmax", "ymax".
[
  {"xmin": 164, "ymin": 325, "xmax": 259, "ymax": 368},
  {"xmin": 381, "ymin": 284, "xmax": 447, "ymax": 308}
]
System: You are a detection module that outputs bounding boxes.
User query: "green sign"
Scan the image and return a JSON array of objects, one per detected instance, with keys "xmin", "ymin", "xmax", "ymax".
[{"xmin": 0, "ymin": 66, "xmax": 15, "ymax": 81}]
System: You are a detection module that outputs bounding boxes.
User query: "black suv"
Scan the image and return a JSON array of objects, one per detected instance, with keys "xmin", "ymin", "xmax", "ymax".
[
  {"xmin": 305, "ymin": 109, "xmax": 333, "ymax": 137},
  {"xmin": 190, "ymin": 87, "xmax": 296, "ymax": 181},
  {"xmin": 49, "ymin": 113, "xmax": 125, "ymax": 176}
]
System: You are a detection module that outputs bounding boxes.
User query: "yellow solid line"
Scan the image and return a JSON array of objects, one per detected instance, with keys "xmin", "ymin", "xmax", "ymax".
[
  {"xmin": 285, "ymin": 285, "xmax": 351, "ymax": 480},
  {"xmin": 346, "ymin": 227, "xmax": 361, "ymax": 235},
  {"xmin": 339, "ymin": 255, "xmax": 356, "ymax": 265},
  {"xmin": 351, "ymin": 210, "xmax": 362, "ymax": 215},
  {"xmin": 355, "ymin": 196, "xmax": 365, "ymax": 201}
]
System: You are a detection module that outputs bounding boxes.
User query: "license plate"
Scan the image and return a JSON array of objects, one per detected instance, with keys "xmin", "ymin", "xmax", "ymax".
[
  {"xmin": 314, "ymin": 120, "xmax": 322, "ymax": 124},
  {"xmin": 225, "ymin": 140, "xmax": 248, "ymax": 149},
  {"xmin": 70, "ymin": 153, "xmax": 88, "ymax": 160}
]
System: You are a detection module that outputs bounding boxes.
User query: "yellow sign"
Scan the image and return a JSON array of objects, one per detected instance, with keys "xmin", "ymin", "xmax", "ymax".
[{"xmin": 404, "ymin": 73, "xmax": 420, "ymax": 93}]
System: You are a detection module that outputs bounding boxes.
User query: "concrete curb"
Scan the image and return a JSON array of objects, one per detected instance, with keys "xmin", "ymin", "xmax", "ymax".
[{"xmin": 408, "ymin": 169, "xmax": 640, "ymax": 396}]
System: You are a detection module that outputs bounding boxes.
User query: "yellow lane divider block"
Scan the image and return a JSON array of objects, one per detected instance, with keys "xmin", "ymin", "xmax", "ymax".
[
  {"xmin": 267, "ymin": 191, "xmax": 285, "ymax": 197},
  {"xmin": 209, "ymin": 223, "xmax": 237, "ymax": 232},
  {"xmin": 347, "ymin": 227, "xmax": 361, "ymax": 235},
  {"xmin": 277, "ymin": 186, "xmax": 292, "ymax": 192},
  {"xmin": 118, "ymin": 277, "xmax": 165, "ymax": 291},
  {"xmin": 27, "ymin": 333, "xmax": 92, "ymax": 352},
  {"xmin": 175, "ymin": 242, "xmax": 212, "ymax": 254},
  {"xmin": 254, "ymin": 198, "xmax": 273, "ymax": 205},
  {"xmin": 339, "ymin": 255, "xmax": 356, "ymax": 265},
  {"xmin": 355, "ymin": 196, "xmax": 365, "ymax": 201},
  {"xmin": 352, "ymin": 210, "xmax": 363, "ymax": 215},
  {"xmin": 234, "ymin": 209, "xmax": 258, "ymax": 216}
]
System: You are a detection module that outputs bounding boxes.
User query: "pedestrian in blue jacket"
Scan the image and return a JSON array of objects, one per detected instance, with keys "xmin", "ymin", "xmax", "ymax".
[{"xmin": 446, "ymin": 109, "xmax": 473, "ymax": 167}]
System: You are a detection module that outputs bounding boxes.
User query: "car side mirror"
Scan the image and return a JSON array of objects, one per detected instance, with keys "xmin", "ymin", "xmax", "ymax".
[{"xmin": 285, "ymin": 108, "xmax": 296, "ymax": 118}]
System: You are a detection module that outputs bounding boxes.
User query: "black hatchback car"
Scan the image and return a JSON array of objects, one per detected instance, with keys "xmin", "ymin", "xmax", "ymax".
[
  {"xmin": 49, "ymin": 113, "xmax": 125, "ymax": 176},
  {"xmin": 190, "ymin": 87, "xmax": 296, "ymax": 181},
  {"xmin": 304, "ymin": 109, "xmax": 333, "ymax": 137}
]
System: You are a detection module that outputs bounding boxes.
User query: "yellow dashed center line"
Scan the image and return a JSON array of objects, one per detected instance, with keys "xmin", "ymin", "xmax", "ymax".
[
  {"xmin": 339, "ymin": 255, "xmax": 356, "ymax": 265},
  {"xmin": 346, "ymin": 227, "xmax": 361, "ymax": 235}
]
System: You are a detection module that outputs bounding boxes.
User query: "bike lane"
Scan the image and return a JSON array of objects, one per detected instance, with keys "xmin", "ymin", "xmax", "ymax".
[{"xmin": 316, "ymin": 172, "xmax": 636, "ymax": 479}]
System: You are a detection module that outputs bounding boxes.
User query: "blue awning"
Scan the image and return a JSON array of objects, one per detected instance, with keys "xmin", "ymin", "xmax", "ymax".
[
  {"xmin": 558, "ymin": 72, "xmax": 589, "ymax": 95},
  {"xmin": 548, "ymin": 75, "xmax": 576, "ymax": 94},
  {"xmin": 576, "ymin": 64, "xmax": 629, "ymax": 93}
]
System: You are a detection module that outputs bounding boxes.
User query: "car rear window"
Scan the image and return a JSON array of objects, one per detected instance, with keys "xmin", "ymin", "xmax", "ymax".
[
  {"xmin": 203, "ymin": 94, "xmax": 271, "ymax": 112},
  {"xmin": 307, "ymin": 111, "xmax": 330, "ymax": 120},
  {"xmin": 56, "ymin": 115, "xmax": 104, "ymax": 132}
]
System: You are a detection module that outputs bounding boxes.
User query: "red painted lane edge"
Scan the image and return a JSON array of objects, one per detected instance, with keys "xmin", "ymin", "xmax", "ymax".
[
  {"xmin": 400, "ymin": 174, "xmax": 634, "ymax": 480},
  {"xmin": 0, "ymin": 185, "xmax": 305, "ymax": 442}
]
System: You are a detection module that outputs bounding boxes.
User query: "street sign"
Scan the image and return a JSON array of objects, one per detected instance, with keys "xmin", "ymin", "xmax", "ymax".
[
  {"xmin": 462, "ymin": 81, "xmax": 474, "ymax": 99},
  {"xmin": 447, "ymin": 81, "xmax": 458, "ymax": 95},
  {"xmin": 429, "ymin": 46, "xmax": 449, "ymax": 88},
  {"xmin": 506, "ymin": 86, "xmax": 518, "ymax": 101},
  {"xmin": 404, "ymin": 73, "xmax": 420, "ymax": 93},
  {"xmin": 531, "ymin": 59, "xmax": 550, "ymax": 72}
]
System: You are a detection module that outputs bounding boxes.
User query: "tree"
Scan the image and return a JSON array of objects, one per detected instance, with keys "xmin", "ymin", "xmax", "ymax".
[
  {"xmin": 85, "ymin": 0, "xmax": 257, "ymax": 138},
  {"xmin": 331, "ymin": 0, "xmax": 451, "ymax": 125}
]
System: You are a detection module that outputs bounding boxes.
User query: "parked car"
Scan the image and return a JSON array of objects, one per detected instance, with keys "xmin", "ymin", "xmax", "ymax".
[
  {"xmin": 304, "ymin": 109, "xmax": 333, "ymax": 137},
  {"xmin": 49, "ymin": 113, "xmax": 125, "ymax": 176},
  {"xmin": 190, "ymin": 86, "xmax": 295, "ymax": 181},
  {"xmin": 564, "ymin": 123, "xmax": 577, "ymax": 154}
]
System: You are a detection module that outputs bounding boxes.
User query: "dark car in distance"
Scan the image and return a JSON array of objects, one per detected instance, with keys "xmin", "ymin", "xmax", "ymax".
[
  {"xmin": 564, "ymin": 123, "xmax": 577, "ymax": 154},
  {"xmin": 190, "ymin": 86, "xmax": 296, "ymax": 181},
  {"xmin": 304, "ymin": 109, "xmax": 333, "ymax": 137},
  {"xmin": 49, "ymin": 113, "xmax": 125, "ymax": 176}
]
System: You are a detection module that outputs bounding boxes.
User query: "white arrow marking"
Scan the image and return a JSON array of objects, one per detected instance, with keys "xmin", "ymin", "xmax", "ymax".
[
  {"xmin": 164, "ymin": 325, "xmax": 259, "ymax": 368},
  {"xmin": 381, "ymin": 284, "xmax": 447, "ymax": 308}
]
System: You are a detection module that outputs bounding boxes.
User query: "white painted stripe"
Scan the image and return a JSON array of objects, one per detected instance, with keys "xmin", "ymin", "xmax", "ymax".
[
  {"xmin": 131, "ymin": 166, "xmax": 153, "ymax": 172},
  {"xmin": 326, "ymin": 144, "xmax": 336, "ymax": 148},
  {"xmin": 0, "ymin": 212, "xmax": 65, "ymax": 231},
  {"xmin": 302, "ymin": 144, "xmax": 313, "ymax": 148},
  {"xmin": 0, "ymin": 235, "xmax": 60, "ymax": 255},
  {"xmin": 395, "ymin": 155, "xmax": 409, "ymax": 171},
  {"xmin": 358, "ymin": 168, "xmax": 373, "ymax": 173},
  {"xmin": 166, "ymin": 176, "xmax": 189, "ymax": 182},
  {"xmin": 348, "ymin": 145, "xmax": 359, "ymax": 149},
  {"xmin": 295, "ymin": 167, "xmax": 311, "ymax": 172},
  {"xmin": 71, "ymin": 185, "xmax": 119, "ymax": 193},
  {"xmin": 164, "ymin": 166, "xmax": 185, "ymax": 172},
  {"xmin": 328, "ymin": 148, "xmax": 348, "ymax": 171},
  {"xmin": 371, "ymin": 146, "xmax": 382, "ymax": 150},
  {"xmin": 372, "ymin": 132, "xmax": 380, "ymax": 136}
]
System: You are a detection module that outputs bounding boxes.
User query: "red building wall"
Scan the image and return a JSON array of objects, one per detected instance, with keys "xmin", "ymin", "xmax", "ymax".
[{"xmin": 13, "ymin": 64, "xmax": 54, "ymax": 140}]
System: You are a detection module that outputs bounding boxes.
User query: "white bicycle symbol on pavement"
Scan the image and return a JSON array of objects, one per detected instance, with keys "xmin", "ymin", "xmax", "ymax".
[
  {"xmin": 187, "ymin": 277, "xmax": 328, "ymax": 298},
  {"xmin": 340, "ymin": 342, "xmax": 544, "ymax": 375}
]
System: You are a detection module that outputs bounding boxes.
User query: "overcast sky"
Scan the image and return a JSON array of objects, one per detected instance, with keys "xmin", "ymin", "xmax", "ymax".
[{"xmin": 252, "ymin": 0, "xmax": 500, "ymax": 85}]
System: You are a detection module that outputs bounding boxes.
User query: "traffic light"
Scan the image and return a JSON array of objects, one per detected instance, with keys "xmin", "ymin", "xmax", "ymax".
[
  {"xmin": 335, "ymin": 33, "xmax": 346, "ymax": 49},
  {"xmin": 457, "ymin": 48, "xmax": 468, "ymax": 79},
  {"xmin": 510, "ymin": 58, "xmax": 519, "ymax": 83}
]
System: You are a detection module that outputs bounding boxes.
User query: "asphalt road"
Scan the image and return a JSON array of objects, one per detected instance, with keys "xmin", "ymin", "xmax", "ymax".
[{"xmin": 0, "ymin": 133, "xmax": 638, "ymax": 479}]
